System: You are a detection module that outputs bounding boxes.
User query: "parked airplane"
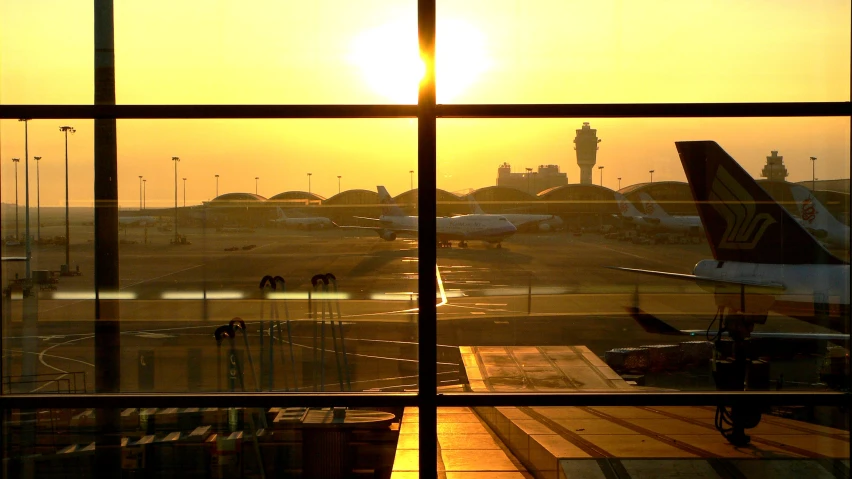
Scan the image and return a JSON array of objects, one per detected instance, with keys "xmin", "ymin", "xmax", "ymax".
[
  {"xmin": 272, "ymin": 207, "xmax": 335, "ymax": 230},
  {"xmin": 790, "ymin": 185, "xmax": 850, "ymax": 250},
  {"xmin": 612, "ymin": 141, "xmax": 849, "ymax": 335},
  {"xmin": 638, "ymin": 192, "xmax": 704, "ymax": 237},
  {"xmin": 349, "ymin": 186, "xmax": 517, "ymax": 248},
  {"xmin": 118, "ymin": 216, "xmax": 159, "ymax": 226},
  {"xmin": 613, "ymin": 192, "xmax": 655, "ymax": 230},
  {"xmin": 466, "ymin": 196, "xmax": 564, "ymax": 232}
]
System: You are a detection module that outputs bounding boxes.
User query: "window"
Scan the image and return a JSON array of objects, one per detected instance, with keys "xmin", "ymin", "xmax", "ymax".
[{"xmin": 2, "ymin": 1, "xmax": 849, "ymax": 477}]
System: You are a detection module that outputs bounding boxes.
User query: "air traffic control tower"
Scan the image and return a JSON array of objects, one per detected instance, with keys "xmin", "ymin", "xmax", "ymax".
[{"xmin": 574, "ymin": 122, "xmax": 601, "ymax": 185}]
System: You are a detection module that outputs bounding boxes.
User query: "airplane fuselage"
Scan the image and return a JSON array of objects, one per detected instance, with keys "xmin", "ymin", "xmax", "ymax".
[
  {"xmin": 649, "ymin": 215, "xmax": 704, "ymax": 236},
  {"xmin": 277, "ymin": 217, "xmax": 333, "ymax": 229},
  {"xmin": 376, "ymin": 214, "xmax": 516, "ymax": 243},
  {"xmin": 693, "ymin": 259, "xmax": 850, "ymax": 331}
]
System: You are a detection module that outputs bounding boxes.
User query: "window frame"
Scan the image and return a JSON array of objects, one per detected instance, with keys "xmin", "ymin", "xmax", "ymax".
[{"xmin": 1, "ymin": 1, "xmax": 851, "ymax": 476}]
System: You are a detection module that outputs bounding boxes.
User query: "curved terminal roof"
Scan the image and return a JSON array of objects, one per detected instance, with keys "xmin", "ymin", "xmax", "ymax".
[
  {"xmin": 211, "ymin": 192, "xmax": 267, "ymax": 202},
  {"xmin": 618, "ymin": 181, "xmax": 687, "ymax": 196},
  {"xmin": 470, "ymin": 186, "xmax": 536, "ymax": 203},
  {"xmin": 538, "ymin": 184, "xmax": 614, "ymax": 199},
  {"xmin": 324, "ymin": 189, "xmax": 379, "ymax": 206},
  {"xmin": 268, "ymin": 191, "xmax": 326, "ymax": 202}
]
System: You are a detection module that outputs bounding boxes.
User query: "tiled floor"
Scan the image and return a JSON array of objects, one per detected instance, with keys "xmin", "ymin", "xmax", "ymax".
[{"xmin": 391, "ymin": 407, "xmax": 533, "ymax": 478}]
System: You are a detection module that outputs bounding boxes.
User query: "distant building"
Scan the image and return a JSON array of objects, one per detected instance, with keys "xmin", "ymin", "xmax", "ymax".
[
  {"xmin": 574, "ymin": 122, "xmax": 601, "ymax": 185},
  {"xmin": 497, "ymin": 162, "xmax": 568, "ymax": 195},
  {"xmin": 760, "ymin": 151, "xmax": 789, "ymax": 182},
  {"xmin": 794, "ymin": 178, "xmax": 850, "ymax": 194}
]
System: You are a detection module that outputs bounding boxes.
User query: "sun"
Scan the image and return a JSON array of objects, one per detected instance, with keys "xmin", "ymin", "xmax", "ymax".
[{"xmin": 350, "ymin": 18, "xmax": 490, "ymax": 103}]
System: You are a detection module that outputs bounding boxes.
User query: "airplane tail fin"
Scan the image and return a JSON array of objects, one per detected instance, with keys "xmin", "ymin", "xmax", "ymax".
[
  {"xmin": 638, "ymin": 192, "xmax": 669, "ymax": 219},
  {"xmin": 675, "ymin": 141, "xmax": 844, "ymax": 265},
  {"xmin": 377, "ymin": 186, "xmax": 407, "ymax": 217},
  {"xmin": 626, "ymin": 307, "xmax": 686, "ymax": 336},
  {"xmin": 467, "ymin": 196, "xmax": 485, "ymax": 215},
  {"xmin": 276, "ymin": 207, "xmax": 287, "ymax": 220},
  {"xmin": 613, "ymin": 192, "xmax": 643, "ymax": 218}
]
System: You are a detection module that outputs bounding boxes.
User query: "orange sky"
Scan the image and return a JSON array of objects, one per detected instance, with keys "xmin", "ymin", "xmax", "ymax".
[{"xmin": 2, "ymin": 1, "xmax": 849, "ymax": 207}]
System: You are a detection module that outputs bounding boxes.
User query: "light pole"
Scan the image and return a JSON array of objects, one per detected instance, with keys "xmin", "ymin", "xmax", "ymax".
[
  {"xmin": 34, "ymin": 156, "xmax": 42, "ymax": 241},
  {"xmin": 183, "ymin": 178, "xmax": 187, "ymax": 207},
  {"xmin": 617, "ymin": 177, "xmax": 622, "ymax": 190},
  {"xmin": 255, "ymin": 176, "xmax": 260, "ymax": 195},
  {"xmin": 138, "ymin": 175, "xmax": 143, "ymax": 211},
  {"xmin": 337, "ymin": 175, "xmax": 341, "ymax": 194},
  {"xmin": 172, "ymin": 156, "xmax": 180, "ymax": 242},
  {"xmin": 60, "ymin": 125, "xmax": 75, "ymax": 270},
  {"xmin": 215, "ymin": 174, "xmax": 219, "ymax": 198},
  {"xmin": 12, "ymin": 158, "xmax": 19, "ymax": 240},
  {"xmin": 409, "ymin": 170, "xmax": 414, "ymax": 191},
  {"xmin": 649, "ymin": 170, "xmax": 654, "ymax": 184},
  {"xmin": 20, "ymin": 118, "xmax": 31, "ymax": 279},
  {"xmin": 307, "ymin": 173, "xmax": 312, "ymax": 195},
  {"xmin": 810, "ymin": 157, "xmax": 817, "ymax": 191},
  {"xmin": 598, "ymin": 166, "xmax": 604, "ymax": 187}
]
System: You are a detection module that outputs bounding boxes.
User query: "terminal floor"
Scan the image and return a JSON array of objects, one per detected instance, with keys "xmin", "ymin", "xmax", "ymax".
[{"xmin": 391, "ymin": 405, "xmax": 849, "ymax": 478}]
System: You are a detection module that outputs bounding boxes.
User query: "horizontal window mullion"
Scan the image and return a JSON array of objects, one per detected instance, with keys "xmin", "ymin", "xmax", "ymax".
[
  {"xmin": 2, "ymin": 391, "xmax": 846, "ymax": 410},
  {"xmin": 0, "ymin": 104, "xmax": 419, "ymax": 120},
  {"xmin": 0, "ymin": 393, "xmax": 418, "ymax": 410},
  {"xmin": 437, "ymin": 102, "xmax": 851, "ymax": 118},
  {"xmin": 435, "ymin": 392, "xmax": 850, "ymax": 408},
  {"xmin": 2, "ymin": 102, "xmax": 849, "ymax": 120}
]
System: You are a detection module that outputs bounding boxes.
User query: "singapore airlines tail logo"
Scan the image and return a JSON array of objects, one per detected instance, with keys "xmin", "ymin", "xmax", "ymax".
[{"xmin": 709, "ymin": 166, "xmax": 776, "ymax": 249}]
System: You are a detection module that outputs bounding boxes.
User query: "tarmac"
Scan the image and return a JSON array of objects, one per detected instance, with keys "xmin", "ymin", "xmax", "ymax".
[{"xmin": 1, "ymin": 224, "xmax": 845, "ymax": 394}]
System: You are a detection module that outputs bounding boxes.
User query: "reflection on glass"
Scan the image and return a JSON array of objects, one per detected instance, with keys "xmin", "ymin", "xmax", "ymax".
[
  {"xmin": 1, "ymin": 119, "xmax": 420, "ymax": 394},
  {"xmin": 473, "ymin": 405, "xmax": 849, "ymax": 476},
  {"xmin": 2, "ymin": 406, "xmax": 402, "ymax": 477}
]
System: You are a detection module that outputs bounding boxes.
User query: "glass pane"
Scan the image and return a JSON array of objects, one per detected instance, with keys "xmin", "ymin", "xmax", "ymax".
[
  {"xmin": 474, "ymin": 405, "xmax": 849, "ymax": 476},
  {"xmin": 1, "ymin": 1, "xmax": 417, "ymax": 104},
  {"xmin": 2, "ymin": 119, "xmax": 96, "ymax": 393},
  {"xmin": 2, "ymin": 405, "xmax": 403, "ymax": 477},
  {"xmin": 437, "ymin": 1, "xmax": 851, "ymax": 103},
  {"xmin": 436, "ymin": 117, "xmax": 849, "ymax": 393},
  {"xmin": 2, "ymin": 119, "xmax": 419, "ymax": 394},
  {"xmin": 394, "ymin": 405, "xmax": 849, "ymax": 476}
]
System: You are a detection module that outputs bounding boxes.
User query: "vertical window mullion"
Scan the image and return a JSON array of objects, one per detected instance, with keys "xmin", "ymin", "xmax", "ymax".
[{"xmin": 417, "ymin": 0, "xmax": 438, "ymax": 477}]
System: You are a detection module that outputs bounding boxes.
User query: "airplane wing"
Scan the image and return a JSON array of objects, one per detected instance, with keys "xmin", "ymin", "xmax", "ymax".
[
  {"xmin": 352, "ymin": 216, "xmax": 381, "ymax": 221},
  {"xmin": 607, "ymin": 266, "xmax": 786, "ymax": 292},
  {"xmin": 337, "ymin": 225, "xmax": 418, "ymax": 235},
  {"xmin": 626, "ymin": 306, "xmax": 849, "ymax": 342}
]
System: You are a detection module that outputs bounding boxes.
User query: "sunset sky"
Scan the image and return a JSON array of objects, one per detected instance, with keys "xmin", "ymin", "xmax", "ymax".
[{"xmin": 1, "ymin": 1, "xmax": 849, "ymax": 207}]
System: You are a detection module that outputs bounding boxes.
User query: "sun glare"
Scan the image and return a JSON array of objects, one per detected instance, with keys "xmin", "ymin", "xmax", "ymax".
[{"xmin": 350, "ymin": 18, "xmax": 490, "ymax": 103}]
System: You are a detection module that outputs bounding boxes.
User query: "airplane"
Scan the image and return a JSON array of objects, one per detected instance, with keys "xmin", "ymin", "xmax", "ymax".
[
  {"xmin": 271, "ymin": 207, "xmax": 336, "ymax": 230},
  {"xmin": 611, "ymin": 141, "xmax": 849, "ymax": 336},
  {"xmin": 638, "ymin": 192, "xmax": 705, "ymax": 237},
  {"xmin": 790, "ymin": 184, "xmax": 850, "ymax": 250},
  {"xmin": 466, "ymin": 196, "xmax": 564, "ymax": 232},
  {"xmin": 118, "ymin": 216, "xmax": 159, "ymax": 227},
  {"xmin": 613, "ymin": 192, "xmax": 656, "ymax": 231},
  {"xmin": 348, "ymin": 186, "xmax": 517, "ymax": 248}
]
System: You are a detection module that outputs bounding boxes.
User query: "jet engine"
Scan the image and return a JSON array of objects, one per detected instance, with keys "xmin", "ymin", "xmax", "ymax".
[
  {"xmin": 379, "ymin": 230, "xmax": 397, "ymax": 241},
  {"xmin": 538, "ymin": 222, "xmax": 551, "ymax": 232}
]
